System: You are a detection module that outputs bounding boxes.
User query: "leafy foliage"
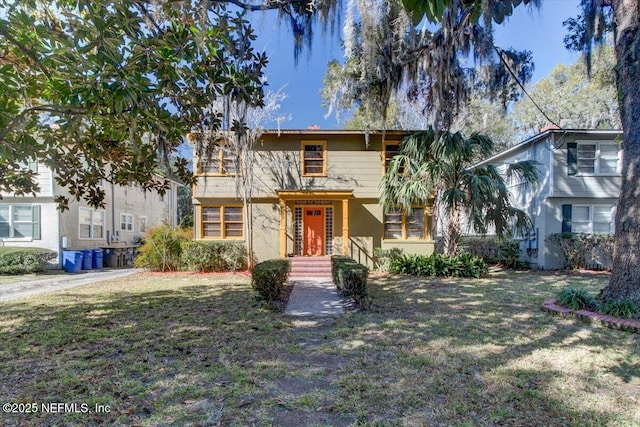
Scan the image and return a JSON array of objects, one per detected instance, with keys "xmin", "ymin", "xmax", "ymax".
[
  {"xmin": 497, "ymin": 239, "xmax": 523, "ymax": 269},
  {"xmin": 251, "ymin": 259, "xmax": 291, "ymax": 303},
  {"xmin": 555, "ymin": 287, "xmax": 599, "ymax": 311},
  {"xmin": 0, "ymin": 247, "xmax": 57, "ymax": 274},
  {"xmin": 546, "ymin": 233, "xmax": 614, "ymax": 271},
  {"xmin": 180, "ymin": 241, "xmax": 247, "ymax": 273},
  {"xmin": 0, "ymin": 1, "xmax": 269, "ymax": 209},
  {"xmin": 330, "ymin": 255, "xmax": 368, "ymax": 304},
  {"xmin": 134, "ymin": 225, "xmax": 191, "ymax": 272},
  {"xmin": 601, "ymin": 300, "xmax": 639, "ymax": 320},
  {"xmin": 389, "ymin": 253, "xmax": 488, "ymax": 278},
  {"xmin": 381, "ymin": 129, "xmax": 538, "ymax": 255},
  {"xmin": 457, "ymin": 236, "xmax": 501, "ymax": 263},
  {"xmin": 374, "ymin": 247, "xmax": 405, "ymax": 272}
]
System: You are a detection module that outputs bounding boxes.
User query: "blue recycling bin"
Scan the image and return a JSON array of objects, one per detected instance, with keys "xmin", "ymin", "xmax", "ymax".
[
  {"xmin": 63, "ymin": 251, "xmax": 83, "ymax": 273},
  {"xmin": 81, "ymin": 249, "xmax": 93, "ymax": 270},
  {"xmin": 92, "ymin": 249, "xmax": 104, "ymax": 269}
]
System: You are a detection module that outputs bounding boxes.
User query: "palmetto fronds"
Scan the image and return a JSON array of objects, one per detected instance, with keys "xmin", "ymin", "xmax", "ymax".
[{"xmin": 381, "ymin": 129, "xmax": 538, "ymax": 255}]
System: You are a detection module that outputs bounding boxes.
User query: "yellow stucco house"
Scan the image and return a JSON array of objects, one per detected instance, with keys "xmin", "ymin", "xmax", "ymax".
[{"xmin": 192, "ymin": 129, "xmax": 435, "ymax": 266}]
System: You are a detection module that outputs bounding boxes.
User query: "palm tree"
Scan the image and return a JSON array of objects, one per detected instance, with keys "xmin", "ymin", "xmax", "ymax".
[{"xmin": 381, "ymin": 129, "xmax": 539, "ymax": 256}]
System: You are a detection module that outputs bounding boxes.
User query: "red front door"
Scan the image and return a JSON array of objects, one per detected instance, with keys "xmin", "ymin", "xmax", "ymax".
[{"xmin": 303, "ymin": 208, "xmax": 325, "ymax": 256}]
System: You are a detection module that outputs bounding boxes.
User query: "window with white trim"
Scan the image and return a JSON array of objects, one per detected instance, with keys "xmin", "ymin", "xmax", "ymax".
[
  {"xmin": 120, "ymin": 213, "xmax": 134, "ymax": 232},
  {"xmin": 79, "ymin": 207, "xmax": 104, "ymax": 239},
  {"xmin": 562, "ymin": 204, "xmax": 615, "ymax": 234},
  {"xmin": 0, "ymin": 204, "xmax": 40, "ymax": 239},
  {"xmin": 577, "ymin": 142, "xmax": 620, "ymax": 175}
]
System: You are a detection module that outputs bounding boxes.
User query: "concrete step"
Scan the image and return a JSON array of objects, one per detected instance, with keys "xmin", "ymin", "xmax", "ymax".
[{"xmin": 288, "ymin": 257, "xmax": 332, "ymax": 279}]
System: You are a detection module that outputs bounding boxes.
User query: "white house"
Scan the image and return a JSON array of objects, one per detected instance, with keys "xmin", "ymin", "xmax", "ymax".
[
  {"xmin": 478, "ymin": 128, "xmax": 622, "ymax": 269},
  {"xmin": 0, "ymin": 161, "xmax": 179, "ymax": 268}
]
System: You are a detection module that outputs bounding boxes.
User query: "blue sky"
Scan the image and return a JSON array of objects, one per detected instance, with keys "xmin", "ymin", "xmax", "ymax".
[{"xmin": 249, "ymin": 0, "xmax": 583, "ymax": 130}]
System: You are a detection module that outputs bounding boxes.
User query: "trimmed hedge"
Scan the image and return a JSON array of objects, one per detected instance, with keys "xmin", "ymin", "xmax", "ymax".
[
  {"xmin": 331, "ymin": 255, "xmax": 368, "ymax": 304},
  {"xmin": 389, "ymin": 253, "xmax": 488, "ymax": 278},
  {"xmin": 546, "ymin": 233, "xmax": 614, "ymax": 270},
  {"xmin": 0, "ymin": 247, "xmax": 57, "ymax": 274},
  {"xmin": 180, "ymin": 241, "xmax": 247, "ymax": 272},
  {"xmin": 251, "ymin": 259, "xmax": 291, "ymax": 302}
]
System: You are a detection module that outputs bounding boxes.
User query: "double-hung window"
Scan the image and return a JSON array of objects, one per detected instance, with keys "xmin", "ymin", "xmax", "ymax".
[
  {"xmin": 384, "ymin": 207, "xmax": 426, "ymax": 239},
  {"xmin": 120, "ymin": 213, "xmax": 134, "ymax": 232},
  {"xmin": 0, "ymin": 204, "xmax": 41, "ymax": 239},
  {"xmin": 79, "ymin": 207, "xmax": 104, "ymax": 239},
  {"xmin": 201, "ymin": 206, "xmax": 244, "ymax": 239},
  {"xmin": 569, "ymin": 141, "xmax": 620, "ymax": 175}
]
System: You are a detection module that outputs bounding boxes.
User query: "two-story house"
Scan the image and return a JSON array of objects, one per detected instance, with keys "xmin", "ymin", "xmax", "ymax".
[
  {"xmin": 0, "ymin": 161, "xmax": 180, "ymax": 268},
  {"xmin": 479, "ymin": 128, "xmax": 622, "ymax": 269},
  {"xmin": 192, "ymin": 130, "xmax": 436, "ymax": 266}
]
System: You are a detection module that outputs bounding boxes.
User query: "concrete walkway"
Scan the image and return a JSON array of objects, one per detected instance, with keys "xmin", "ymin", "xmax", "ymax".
[
  {"xmin": 0, "ymin": 268, "xmax": 141, "ymax": 302},
  {"xmin": 284, "ymin": 277, "xmax": 345, "ymax": 317}
]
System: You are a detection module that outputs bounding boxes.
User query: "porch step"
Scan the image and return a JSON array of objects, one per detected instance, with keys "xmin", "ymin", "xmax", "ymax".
[{"xmin": 288, "ymin": 256, "xmax": 332, "ymax": 279}]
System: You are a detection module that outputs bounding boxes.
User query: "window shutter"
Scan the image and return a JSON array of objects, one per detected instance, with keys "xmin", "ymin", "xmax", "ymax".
[
  {"xmin": 32, "ymin": 205, "xmax": 41, "ymax": 240},
  {"xmin": 561, "ymin": 204, "xmax": 572, "ymax": 233},
  {"xmin": 567, "ymin": 143, "xmax": 577, "ymax": 176}
]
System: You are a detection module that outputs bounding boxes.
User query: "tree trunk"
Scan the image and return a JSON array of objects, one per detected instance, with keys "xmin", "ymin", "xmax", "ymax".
[
  {"xmin": 600, "ymin": 0, "xmax": 640, "ymax": 305},
  {"xmin": 444, "ymin": 207, "xmax": 461, "ymax": 256}
]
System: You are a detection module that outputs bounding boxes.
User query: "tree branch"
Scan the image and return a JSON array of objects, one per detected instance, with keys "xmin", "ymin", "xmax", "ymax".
[
  {"xmin": 0, "ymin": 25, "xmax": 52, "ymax": 80},
  {"xmin": 494, "ymin": 46, "xmax": 562, "ymax": 129}
]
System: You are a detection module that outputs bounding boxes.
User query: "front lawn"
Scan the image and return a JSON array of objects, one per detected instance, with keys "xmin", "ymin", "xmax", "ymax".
[{"xmin": 1, "ymin": 270, "xmax": 638, "ymax": 426}]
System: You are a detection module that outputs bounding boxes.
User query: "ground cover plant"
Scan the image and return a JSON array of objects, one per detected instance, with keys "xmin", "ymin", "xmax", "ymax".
[{"xmin": 1, "ymin": 270, "xmax": 639, "ymax": 426}]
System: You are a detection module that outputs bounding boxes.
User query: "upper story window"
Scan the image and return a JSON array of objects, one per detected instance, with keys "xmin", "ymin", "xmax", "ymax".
[
  {"xmin": 383, "ymin": 141, "xmax": 401, "ymax": 174},
  {"xmin": 198, "ymin": 145, "xmax": 237, "ymax": 175},
  {"xmin": 79, "ymin": 207, "xmax": 104, "ymax": 239},
  {"xmin": 568, "ymin": 141, "xmax": 620, "ymax": 175},
  {"xmin": 120, "ymin": 213, "xmax": 134, "ymax": 232},
  {"xmin": 383, "ymin": 207, "xmax": 426, "ymax": 239},
  {"xmin": 301, "ymin": 141, "xmax": 327, "ymax": 176},
  {"xmin": 0, "ymin": 204, "xmax": 41, "ymax": 240},
  {"xmin": 201, "ymin": 206, "xmax": 243, "ymax": 239}
]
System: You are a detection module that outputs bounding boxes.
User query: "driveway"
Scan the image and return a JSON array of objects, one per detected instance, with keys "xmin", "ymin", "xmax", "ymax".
[{"xmin": 0, "ymin": 268, "xmax": 142, "ymax": 302}]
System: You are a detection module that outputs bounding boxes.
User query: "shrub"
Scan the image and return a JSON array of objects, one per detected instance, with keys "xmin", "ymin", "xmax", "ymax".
[
  {"xmin": 497, "ymin": 239, "xmax": 523, "ymax": 269},
  {"xmin": 389, "ymin": 253, "xmax": 488, "ymax": 278},
  {"xmin": 134, "ymin": 225, "xmax": 192, "ymax": 271},
  {"xmin": 374, "ymin": 247, "xmax": 404, "ymax": 272},
  {"xmin": 546, "ymin": 233, "xmax": 614, "ymax": 270},
  {"xmin": 251, "ymin": 259, "xmax": 291, "ymax": 302},
  {"xmin": 0, "ymin": 247, "xmax": 57, "ymax": 274},
  {"xmin": 331, "ymin": 255, "xmax": 355, "ymax": 290},
  {"xmin": 180, "ymin": 241, "xmax": 247, "ymax": 272},
  {"xmin": 331, "ymin": 255, "xmax": 368, "ymax": 304},
  {"xmin": 340, "ymin": 263, "xmax": 369, "ymax": 303},
  {"xmin": 457, "ymin": 236, "xmax": 501, "ymax": 262},
  {"xmin": 555, "ymin": 288, "xmax": 599, "ymax": 311},
  {"xmin": 601, "ymin": 300, "xmax": 639, "ymax": 319}
]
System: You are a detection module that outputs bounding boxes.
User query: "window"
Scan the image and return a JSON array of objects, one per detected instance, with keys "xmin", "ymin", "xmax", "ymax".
[
  {"xmin": 0, "ymin": 204, "xmax": 40, "ymax": 239},
  {"xmin": 201, "ymin": 206, "xmax": 243, "ymax": 239},
  {"xmin": 569, "ymin": 142, "xmax": 620, "ymax": 175},
  {"xmin": 120, "ymin": 213, "xmax": 134, "ymax": 232},
  {"xmin": 562, "ymin": 204, "xmax": 615, "ymax": 234},
  {"xmin": 301, "ymin": 141, "xmax": 327, "ymax": 176},
  {"xmin": 79, "ymin": 207, "xmax": 104, "ymax": 239},
  {"xmin": 384, "ymin": 207, "xmax": 426, "ymax": 239},
  {"xmin": 139, "ymin": 216, "xmax": 148, "ymax": 233},
  {"xmin": 383, "ymin": 141, "xmax": 401, "ymax": 174},
  {"xmin": 198, "ymin": 144, "xmax": 237, "ymax": 175}
]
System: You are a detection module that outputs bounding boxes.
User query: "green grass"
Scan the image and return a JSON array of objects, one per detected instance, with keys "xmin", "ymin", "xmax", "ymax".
[{"xmin": 1, "ymin": 270, "xmax": 639, "ymax": 426}]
